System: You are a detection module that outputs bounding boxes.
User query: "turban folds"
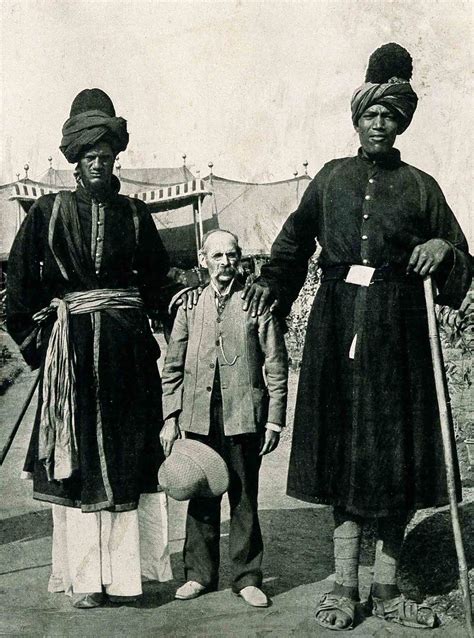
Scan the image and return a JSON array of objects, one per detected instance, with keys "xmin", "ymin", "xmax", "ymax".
[
  {"xmin": 60, "ymin": 90, "xmax": 128, "ymax": 163},
  {"xmin": 60, "ymin": 110, "xmax": 129, "ymax": 163},
  {"xmin": 351, "ymin": 79, "xmax": 418, "ymax": 135}
]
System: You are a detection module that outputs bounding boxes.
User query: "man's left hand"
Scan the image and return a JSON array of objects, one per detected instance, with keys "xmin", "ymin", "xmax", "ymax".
[
  {"xmin": 174, "ymin": 287, "xmax": 202, "ymax": 310},
  {"xmin": 407, "ymin": 239, "xmax": 451, "ymax": 276},
  {"xmin": 259, "ymin": 429, "xmax": 280, "ymax": 456}
]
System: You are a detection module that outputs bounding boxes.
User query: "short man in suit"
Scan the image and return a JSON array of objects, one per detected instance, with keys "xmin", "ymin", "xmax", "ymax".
[{"xmin": 160, "ymin": 229, "xmax": 288, "ymax": 607}]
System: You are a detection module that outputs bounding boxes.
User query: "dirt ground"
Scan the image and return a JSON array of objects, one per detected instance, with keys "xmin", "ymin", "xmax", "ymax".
[{"xmin": 0, "ymin": 341, "xmax": 472, "ymax": 637}]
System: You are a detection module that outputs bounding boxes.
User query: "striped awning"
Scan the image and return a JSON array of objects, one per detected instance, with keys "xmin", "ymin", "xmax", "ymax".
[
  {"xmin": 128, "ymin": 179, "xmax": 209, "ymax": 212},
  {"xmin": 9, "ymin": 178, "xmax": 209, "ymax": 213}
]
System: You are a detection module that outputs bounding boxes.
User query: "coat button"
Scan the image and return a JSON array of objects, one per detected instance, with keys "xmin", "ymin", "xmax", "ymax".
[
  {"xmin": 216, "ymin": 317, "xmax": 222, "ymax": 323},
  {"xmin": 369, "ymin": 178, "xmax": 374, "ymax": 184},
  {"xmin": 363, "ymin": 214, "xmax": 369, "ymax": 220},
  {"xmin": 206, "ymin": 386, "xmax": 212, "ymax": 392},
  {"xmin": 209, "ymin": 363, "xmax": 215, "ymax": 369},
  {"xmin": 215, "ymin": 340, "xmax": 220, "ymax": 346},
  {"xmin": 362, "ymin": 235, "xmax": 368, "ymax": 240},
  {"xmin": 365, "ymin": 195, "xmax": 371, "ymax": 200},
  {"xmin": 362, "ymin": 259, "xmax": 370, "ymax": 265}
]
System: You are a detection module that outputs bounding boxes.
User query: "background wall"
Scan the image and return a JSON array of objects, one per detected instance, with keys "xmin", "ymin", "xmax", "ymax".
[{"xmin": 1, "ymin": 0, "xmax": 472, "ymax": 241}]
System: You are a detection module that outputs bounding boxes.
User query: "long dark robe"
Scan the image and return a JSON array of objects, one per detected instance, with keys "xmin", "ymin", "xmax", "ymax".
[
  {"xmin": 261, "ymin": 148, "xmax": 472, "ymax": 518},
  {"xmin": 7, "ymin": 181, "xmax": 176, "ymax": 512}
]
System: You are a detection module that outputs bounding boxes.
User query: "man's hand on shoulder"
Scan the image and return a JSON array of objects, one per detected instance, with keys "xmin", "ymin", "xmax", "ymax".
[
  {"xmin": 172, "ymin": 287, "xmax": 203, "ymax": 311},
  {"xmin": 407, "ymin": 239, "xmax": 452, "ymax": 277},
  {"xmin": 160, "ymin": 417, "xmax": 181, "ymax": 457},
  {"xmin": 259, "ymin": 428, "xmax": 280, "ymax": 456},
  {"xmin": 241, "ymin": 278, "xmax": 278, "ymax": 317}
]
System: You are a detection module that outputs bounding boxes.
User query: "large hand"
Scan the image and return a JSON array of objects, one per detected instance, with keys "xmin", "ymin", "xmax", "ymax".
[
  {"xmin": 241, "ymin": 280, "xmax": 277, "ymax": 317},
  {"xmin": 259, "ymin": 429, "xmax": 280, "ymax": 456},
  {"xmin": 159, "ymin": 417, "xmax": 181, "ymax": 457},
  {"xmin": 407, "ymin": 239, "xmax": 451, "ymax": 277},
  {"xmin": 174, "ymin": 287, "xmax": 203, "ymax": 310}
]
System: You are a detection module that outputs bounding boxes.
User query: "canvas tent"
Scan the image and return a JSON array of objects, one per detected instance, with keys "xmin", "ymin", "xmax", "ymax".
[
  {"xmin": 152, "ymin": 173, "xmax": 311, "ymax": 267},
  {"xmin": 3, "ymin": 165, "xmax": 312, "ymax": 275},
  {"xmin": 4, "ymin": 165, "xmax": 209, "ymax": 276}
]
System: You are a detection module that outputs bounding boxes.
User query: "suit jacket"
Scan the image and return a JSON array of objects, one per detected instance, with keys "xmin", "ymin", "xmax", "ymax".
[{"xmin": 161, "ymin": 281, "xmax": 288, "ymax": 436}]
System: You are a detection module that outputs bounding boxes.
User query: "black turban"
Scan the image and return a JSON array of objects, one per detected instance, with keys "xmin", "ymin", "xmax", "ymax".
[
  {"xmin": 351, "ymin": 43, "xmax": 418, "ymax": 135},
  {"xmin": 60, "ymin": 89, "xmax": 129, "ymax": 163}
]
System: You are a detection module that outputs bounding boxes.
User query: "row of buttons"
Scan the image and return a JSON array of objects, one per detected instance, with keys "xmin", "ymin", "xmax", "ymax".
[
  {"xmin": 93, "ymin": 202, "xmax": 105, "ymax": 276},
  {"xmin": 361, "ymin": 174, "xmax": 376, "ymax": 266}
]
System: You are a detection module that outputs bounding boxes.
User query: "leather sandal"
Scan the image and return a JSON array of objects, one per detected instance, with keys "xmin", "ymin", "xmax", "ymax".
[
  {"xmin": 315, "ymin": 593, "xmax": 357, "ymax": 631},
  {"xmin": 371, "ymin": 594, "xmax": 437, "ymax": 629}
]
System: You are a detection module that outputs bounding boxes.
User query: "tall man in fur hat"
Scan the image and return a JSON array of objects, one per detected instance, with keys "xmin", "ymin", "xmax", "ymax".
[
  {"xmin": 242, "ymin": 44, "xmax": 472, "ymax": 629},
  {"xmin": 7, "ymin": 89, "xmax": 184, "ymax": 607}
]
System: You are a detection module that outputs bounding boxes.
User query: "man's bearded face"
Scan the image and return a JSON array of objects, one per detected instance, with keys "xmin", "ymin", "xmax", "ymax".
[
  {"xmin": 355, "ymin": 104, "xmax": 398, "ymax": 156},
  {"xmin": 78, "ymin": 141, "xmax": 115, "ymax": 192},
  {"xmin": 199, "ymin": 232, "xmax": 240, "ymax": 290}
]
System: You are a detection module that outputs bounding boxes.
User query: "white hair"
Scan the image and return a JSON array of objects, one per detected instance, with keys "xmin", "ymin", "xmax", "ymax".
[{"xmin": 200, "ymin": 229, "xmax": 241, "ymax": 257}]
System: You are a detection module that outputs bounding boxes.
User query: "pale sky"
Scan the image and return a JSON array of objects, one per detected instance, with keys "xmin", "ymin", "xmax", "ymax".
[{"xmin": 1, "ymin": 0, "xmax": 472, "ymax": 239}]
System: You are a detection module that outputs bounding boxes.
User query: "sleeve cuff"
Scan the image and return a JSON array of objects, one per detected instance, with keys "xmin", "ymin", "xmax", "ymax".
[{"xmin": 266, "ymin": 422, "xmax": 283, "ymax": 433}]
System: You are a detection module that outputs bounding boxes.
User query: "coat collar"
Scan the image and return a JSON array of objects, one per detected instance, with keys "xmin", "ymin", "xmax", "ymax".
[
  {"xmin": 357, "ymin": 147, "xmax": 402, "ymax": 169},
  {"xmin": 76, "ymin": 174, "xmax": 121, "ymax": 206}
]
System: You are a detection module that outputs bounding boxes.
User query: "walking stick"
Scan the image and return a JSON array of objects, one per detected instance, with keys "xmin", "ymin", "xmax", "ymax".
[
  {"xmin": 0, "ymin": 371, "xmax": 40, "ymax": 466},
  {"xmin": 424, "ymin": 275, "xmax": 473, "ymax": 637}
]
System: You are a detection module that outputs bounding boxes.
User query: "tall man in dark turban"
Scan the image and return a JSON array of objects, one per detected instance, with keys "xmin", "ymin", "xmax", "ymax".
[
  {"xmin": 7, "ymin": 89, "xmax": 181, "ymax": 607},
  {"xmin": 242, "ymin": 44, "xmax": 472, "ymax": 630}
]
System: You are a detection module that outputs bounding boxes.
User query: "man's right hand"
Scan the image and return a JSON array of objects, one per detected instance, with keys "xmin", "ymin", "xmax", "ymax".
[
  {"xmin": 160, "ymin": 417, "xmax": 181, "ymax": 457},
  {"xmin": 241, "ymin": 280, "xmax": 277, "ymax": 317}
]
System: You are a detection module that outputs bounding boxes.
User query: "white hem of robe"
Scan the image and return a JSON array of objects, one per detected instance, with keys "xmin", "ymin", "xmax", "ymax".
[{"xmin": 48, "ymin": 493, "xmax": 172, "ymax": 597}]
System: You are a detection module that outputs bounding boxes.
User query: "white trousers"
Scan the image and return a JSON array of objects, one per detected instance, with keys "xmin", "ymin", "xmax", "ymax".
[{"xmin": 48, "ymin": 493, "xmax": 172, "ymax": 597}]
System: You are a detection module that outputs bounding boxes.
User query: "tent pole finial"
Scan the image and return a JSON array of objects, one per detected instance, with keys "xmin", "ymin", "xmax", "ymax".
[{"xmin": 303, "ymin": 161, "xmax": 309, "ymax": 175}]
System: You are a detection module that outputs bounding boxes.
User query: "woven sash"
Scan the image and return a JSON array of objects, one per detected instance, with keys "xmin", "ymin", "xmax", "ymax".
[{"xmin": 34, "ymin": 288, "xmax": 143, "ymax": 481}]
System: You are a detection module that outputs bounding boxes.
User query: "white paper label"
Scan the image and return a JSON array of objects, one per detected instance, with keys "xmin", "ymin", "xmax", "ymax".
[{"xmin": 345, "ymin": 265, "xmax": 376, "ymax": 287}]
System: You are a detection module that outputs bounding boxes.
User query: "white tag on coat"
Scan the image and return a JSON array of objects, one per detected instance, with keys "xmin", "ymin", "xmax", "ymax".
[
  {"xmin": 349, "ymin": 334, "xmax": 357, "ymax": 359},
  {"xmin": 345, "ymin": 265, "xmax": 376, "ymax": 287}
]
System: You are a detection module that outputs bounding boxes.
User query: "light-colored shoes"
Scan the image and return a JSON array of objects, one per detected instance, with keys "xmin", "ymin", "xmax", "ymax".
[
  {"xmin": 236, "ymin": 586, "xmax": 269, "ymax": 608},
  {"xmin": 175, "ymin": 580, "xmax": 208, "ymax": 600}
]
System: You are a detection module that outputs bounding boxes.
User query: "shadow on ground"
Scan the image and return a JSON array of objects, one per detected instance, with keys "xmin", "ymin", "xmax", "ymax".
[
  {"xmin": 140, "ymin": 506, "xmax": 335, "ymax": 608},
  {"xmin": 2, "ymin": 501, "xmax": 472, "ymax": 613},
  {"xmin": 0, "ymin": 508, "xmax": 52, "ymax": 545},
  {"xmin": 399, "ymin": 501, "xmax": 474, "ymax": 600}
]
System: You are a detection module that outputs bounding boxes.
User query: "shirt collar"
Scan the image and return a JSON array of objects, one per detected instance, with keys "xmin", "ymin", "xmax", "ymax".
[
  {"xmin": 357, "ymin": 147, "xmax": 402, "ymax": 169},
  {"xmin": 210, "ymin": 277, "xmax": 236, "ymax": 298}
]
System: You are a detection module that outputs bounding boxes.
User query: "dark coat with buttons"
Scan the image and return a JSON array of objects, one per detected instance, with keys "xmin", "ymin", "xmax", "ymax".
[
  {"xmin": 261, "ymin": 148, "xmax": 472, "ymax": 517},
  {"xmin": 7, "ymin": 182, "xmax": 176, "ymax": 511},
  {"xmin": 161, "ymin": 282, "xmax": 288, "ymax": 436}
]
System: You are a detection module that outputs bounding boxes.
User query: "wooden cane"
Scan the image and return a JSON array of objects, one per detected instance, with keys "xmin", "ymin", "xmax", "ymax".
[
  {"xmin": 0, "ymin": 371, "xmax": 40, "ymax": 466},
  {"xmin": 424, "ymin": 276, "xmax": 473, "ymax": 637}
]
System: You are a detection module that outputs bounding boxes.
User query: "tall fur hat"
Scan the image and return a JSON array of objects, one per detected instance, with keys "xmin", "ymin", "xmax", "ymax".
[{"xmin": 365, "ymin": 43, "xmax": 413, "ymax": 83}]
